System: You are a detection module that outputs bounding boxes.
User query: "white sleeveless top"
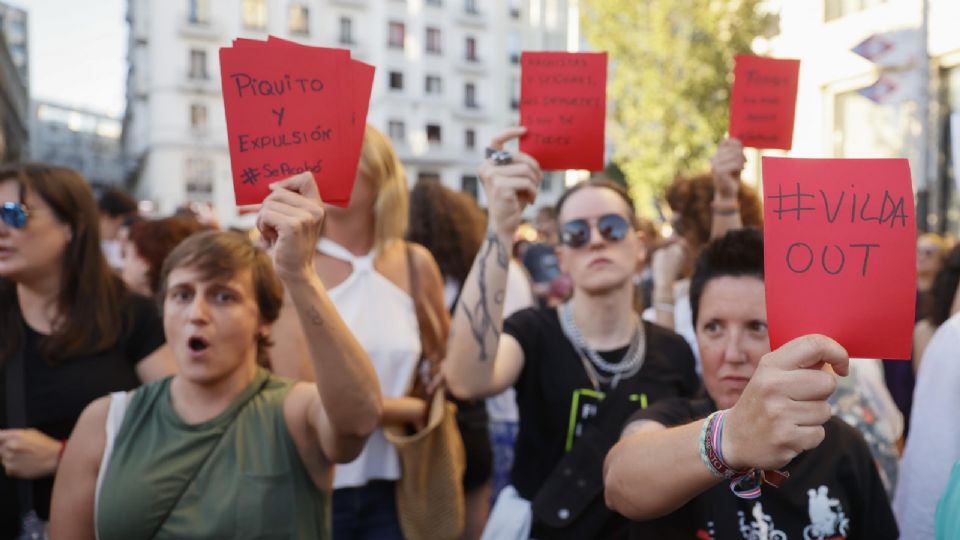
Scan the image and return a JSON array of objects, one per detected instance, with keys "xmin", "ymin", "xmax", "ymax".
[{"xmin": 319, "ymin": 238, "xmax": 422, "ymax": 489}]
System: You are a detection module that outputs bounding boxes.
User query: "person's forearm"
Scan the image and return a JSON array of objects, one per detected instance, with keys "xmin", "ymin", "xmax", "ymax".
[
  {"xmin": 710, "ymin": 196, "xmax": 743, "ymax": 240},
  {"xmin": 652, "ymin": 284, "xmax": 676, "ymax": 329},
  {"xmin": 604, "ymin": 421, "xmax": 720, "ymax": 520},
  {"xmin": 382, "ymin": 397, "xmax": 427, "ymax": 425},
  {"xmin": 445, "ymin": 229, "xmax": 513, "ymax": 398},
  {"xmin": 284, "ymin": 271, "xmax": 382, "ymax": 442}
]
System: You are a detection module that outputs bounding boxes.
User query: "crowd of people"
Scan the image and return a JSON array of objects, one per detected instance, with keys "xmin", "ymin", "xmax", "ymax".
[{"xmin": 0, "ymin": 122, "xmax": 957, "ymax": 539}]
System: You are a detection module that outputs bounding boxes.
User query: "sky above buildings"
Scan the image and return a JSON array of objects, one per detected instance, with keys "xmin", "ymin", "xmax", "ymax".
[{"xmin": 17, "ymin": 0, "xmax": 126, "ymax": 117}]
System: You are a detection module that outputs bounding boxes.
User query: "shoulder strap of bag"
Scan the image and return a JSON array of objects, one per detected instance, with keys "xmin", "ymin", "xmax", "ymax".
[
  {"xmin": 530, "ymin": 341, "xmax": 648, "ymax": 532},
  {"xmin": 6, "ymin": 334, "xmax": 35, "ymax": 520},
  {"xmin": 405, "ymin": 243, "xmax": 446, "ymax": 390},
  {"xmin": 146, "ymin": 375, "xmax": 270, "ymax": 540},
  {"xmin": 406, "ymin": 243, "xmax": 444, "ymax": 357}
]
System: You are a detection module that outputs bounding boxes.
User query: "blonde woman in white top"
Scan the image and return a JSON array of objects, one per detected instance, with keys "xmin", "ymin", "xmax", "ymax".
[{"xmin": 271, "ymin": 125, "xmax": 449, "ymax": 539}]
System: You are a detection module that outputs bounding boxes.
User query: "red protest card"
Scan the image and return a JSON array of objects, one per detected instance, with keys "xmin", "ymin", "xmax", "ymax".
[
  {"xmin": 229, "ymin": 37, "xmax": 372, "ymax": 204},
  {"xmin": 729, "ymin": 55, "xmax": 800, "ymax": 150},
  {"xmin": 265, "ymin": 37, "xmax": 375, "ymax": 204},
  {"xmin": 519, "ymin": 52, "xmax": 606, "ymax": 171},
  {"xmin": 762, "ymin": 157, "xmax": 916, "ymax": 359},
  {"xmin": 232, "ymin": 38, "xmax": 264, "ymax": 47},
  {"xmin": 220, "ymin": 44, "xmax": 351, "ymax": 206}
]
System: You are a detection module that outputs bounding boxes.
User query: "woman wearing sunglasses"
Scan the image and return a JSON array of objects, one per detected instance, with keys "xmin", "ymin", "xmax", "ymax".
[
  {"xmin": 0, "ymin": 164, "xmax": 176, "ymax": 538},
  {"xmin": 444, "ymin": 128, "xmax": 700, "ymax": 539}
]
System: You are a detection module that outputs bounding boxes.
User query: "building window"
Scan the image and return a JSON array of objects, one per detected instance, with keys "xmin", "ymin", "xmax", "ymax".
[
  {"xmin": 418, "ymin": 171, "xmax": 441, "ymax": 183},
  {"xmin": 389, "ymin": 71, "xmax": 404, "ymax": 91},
  {"xmin": 190, "ymin": 103, "xmax": 207, "ymax": 130},
  {"xmin": 936, "ymin": 65, "xmax": 960, "ymax": 234},
  {"xmin": 425, "ymin": 75, "xmax": 442, "ymax": 95},
  {"xmin": 461, "ymin": 175, "xmax": 479, "ymax": 199},
  {"xmin": 185, "ymin": 157, "xmax": 214, "ymax": 201},
  {"xmin": 465, "ymin": 83, "xmax": 478, "ymax": 109},
  {"xmin": 289, "ymin": 4, "xmax": 309, "ymax": 35},
  {"xmin": 388, "ymin": 21, "xmax": 405, "ymax": 49},
  {"xmin": 339, "ymin": 17, "xmax": 354, "ymax": 45},
  {"xmin": 465, "ymin": 129, "xmax": 476, "ymax": 150},
  {"xmin": 510, "ymin": 76, "xmax": 520, "ymax": 110},
  {"xmin": 242, "ymin": 0, "xmax": 267, "ymax": 30},
  {"xmin": 465, "ymin": 37, "xmax": 478, "ymax": 61},
  {"xmin": 465, "ymin": 0, "xmax": 479, "ymax": 14},
  {"xmin": 509, "ymin": 0, "xmax": 521, "ymax": 19},
  {"xmin": 426, "ymin": 124, "xmax": 442, "ymax": 145},
  {"xmin": 824, "ymin": 0, "xmax": 887, "ymax": 21},
  {"xmin": 388, "ymin": 120, "xmax": 406, "ymax": 142},
  {"xmin": 507, "ymin": 33, "xmax": 521, "ymax": 64},
  {"xmin": 189, "ymin": 49, "xmax": 208, "ymax": 80},
  {"xmin": 188, "ymin": 0, "xmax": 210, "ymax": 24},
  {"xmin": 426, "ymin": 27, "xmax": 442, "ymax": 55}
]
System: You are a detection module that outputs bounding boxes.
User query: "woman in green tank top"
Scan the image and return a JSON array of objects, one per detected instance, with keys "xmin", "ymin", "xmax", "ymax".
[{"xmin": 48, "ymin": 173, "xmax": 383, "ymax": 539}]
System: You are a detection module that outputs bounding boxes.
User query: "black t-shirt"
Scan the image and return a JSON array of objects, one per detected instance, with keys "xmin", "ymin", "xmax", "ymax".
[
  {"xmin": 627, "ymin": 398, "xmax": 898, "ymax": 540},
  {"xmin": 503, "ymin": 307, "xmax": 700, "ymax": 502},
  {"xmin": 0, "ymin": 292, "xmax": 165, "ymax": 531}
]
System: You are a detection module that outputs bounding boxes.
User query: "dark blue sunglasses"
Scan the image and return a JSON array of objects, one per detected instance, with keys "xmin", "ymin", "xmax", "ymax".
[
  {"xmin": 1, "ymin": 202, "xmax": 29, "ymax": 229},
  {"xmin": 559, "ymin": 214, "xmax": 631, "ymax": 248}
]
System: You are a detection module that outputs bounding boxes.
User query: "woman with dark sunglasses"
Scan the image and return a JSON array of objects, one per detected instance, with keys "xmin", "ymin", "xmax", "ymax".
[
  {"xmin": 0, "ymin": 164, "xmax": 176, "ymax": 538},
  {"xmin": 443, "ymin": 128, "xmax": 700, "ymax": 539}
]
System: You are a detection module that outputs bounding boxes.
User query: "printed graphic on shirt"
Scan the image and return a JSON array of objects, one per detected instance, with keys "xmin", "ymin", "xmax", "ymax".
[
  {"xmin": 564, "ymin": 389, "xmax": 647, "ymax": 451},
  {"xmin": 803, "ymin": 485, "xmax": 849, "ymax": 540},
  {"xmin": 737, "ymin": 502, "xmax": 787, "ymax": 540},
  {"xmin": 692, "ymin": 486, "xmax": 850, "ymax": 540}
]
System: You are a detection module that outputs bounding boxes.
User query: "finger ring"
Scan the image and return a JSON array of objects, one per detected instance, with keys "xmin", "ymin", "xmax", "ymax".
[{"xmin": 489, "ymin": 150, "xmax": 513, "ymax": 166}]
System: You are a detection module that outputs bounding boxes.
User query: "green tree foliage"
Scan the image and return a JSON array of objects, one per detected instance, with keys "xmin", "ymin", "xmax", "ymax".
[{"xmin": 582, "ymin": 0, "xmax": 767, "ymax": 216}]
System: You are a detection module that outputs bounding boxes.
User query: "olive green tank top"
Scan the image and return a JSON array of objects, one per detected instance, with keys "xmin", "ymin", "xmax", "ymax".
[{"xmin": 96, "ymin": 368, "xmax": 329, "ymax": 539}]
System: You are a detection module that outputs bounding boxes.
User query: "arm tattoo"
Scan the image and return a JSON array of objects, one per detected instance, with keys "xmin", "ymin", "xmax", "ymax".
[
  {"xmin": 306, "ymin": 305, "xmax": 325, "ymax": 327},
  {"xmin": 462, "ymin": 231, "xmax": 509, "ymax": 361}
]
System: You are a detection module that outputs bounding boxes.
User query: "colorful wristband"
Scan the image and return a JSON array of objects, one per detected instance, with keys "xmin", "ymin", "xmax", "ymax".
[{"xmin": 699, "ymin": 409, "xmax": 791, "ymax": 500}]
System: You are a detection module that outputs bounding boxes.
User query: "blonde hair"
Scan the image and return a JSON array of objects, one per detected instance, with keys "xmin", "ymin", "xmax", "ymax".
[
  {"xmin": 919, "ymin": 232, "xmax": 951, "ymax": 255},
  {"xmin": 358, "ymin": 125, "xmax": 409, "ymax": 250}
]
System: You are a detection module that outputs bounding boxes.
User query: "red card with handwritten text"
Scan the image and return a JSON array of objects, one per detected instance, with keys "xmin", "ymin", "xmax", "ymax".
[
  {"xmin": 730, "ymin": 55, "xmax": 800, "ymax": 150},
  {"xmin": 762, "ymin": 157, "xmax": 915, "ymax": 359},
  {"xmin": 264, "ymin": 37, "xmax": 375, "ymax": 202},
  {"xmin": 220, "ymin": 39, "xmax": 372, "ymax": 206},
  {"xmin": 519, "ymin": 52, "xmax": 606, "ymax": 171}
]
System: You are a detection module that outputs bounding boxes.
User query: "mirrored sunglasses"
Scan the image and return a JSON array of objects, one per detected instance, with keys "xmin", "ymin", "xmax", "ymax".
[
  {"xmin": 0, "ymin": 202, "xmax": 29, "ymax": 229},
  {"xmin": 559, "ymin": 214, "xmax": 631, "ymax": 249}
]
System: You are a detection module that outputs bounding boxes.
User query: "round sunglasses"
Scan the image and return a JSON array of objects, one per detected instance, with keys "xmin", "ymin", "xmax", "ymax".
[
  {"xmin": 559, "ymin": 214, "xmax": 631, "ymax": 248},
  {"xmin": 1, "ymin": 202, "xmax": 29, "ymax": 229}
]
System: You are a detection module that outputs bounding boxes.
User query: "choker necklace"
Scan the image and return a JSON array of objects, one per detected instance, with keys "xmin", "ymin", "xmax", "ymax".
[{"xmin": 558, "ymin": 301, "xmax": 646, "ymax": 389}]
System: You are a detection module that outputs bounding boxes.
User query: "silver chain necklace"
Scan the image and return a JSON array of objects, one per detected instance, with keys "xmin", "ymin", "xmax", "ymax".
[{"xmin": 558, "ymin": 301, "xmax": 646, "ymax": 389}]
